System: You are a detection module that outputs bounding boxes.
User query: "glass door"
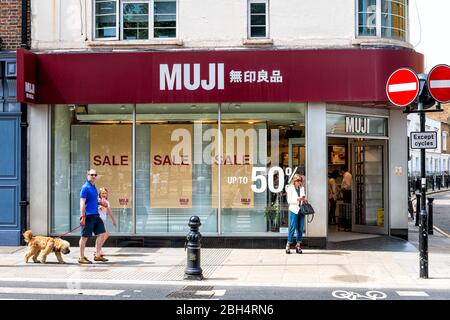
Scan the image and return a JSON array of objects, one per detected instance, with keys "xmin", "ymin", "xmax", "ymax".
[{"xmin": 351, "ymin": 140, "xmax": 388, "ymax": 235}]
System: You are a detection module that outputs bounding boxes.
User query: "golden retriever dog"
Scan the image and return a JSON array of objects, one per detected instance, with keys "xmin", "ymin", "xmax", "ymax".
[{"xmin": 23, "ymin": 230, "xmax": 71, "ymax": 264}]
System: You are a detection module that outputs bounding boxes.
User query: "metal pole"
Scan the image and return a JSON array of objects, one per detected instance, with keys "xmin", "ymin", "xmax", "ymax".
[
  {"xmin": 415, "ymin": 193, "xmax": 421, "ymax": 227},
  {"xmin": 419, "ymin": 110, "xmax": 428, "ymax": 279},
  {"xmin": 427, "ymin": 197, "xmax": 434, "ymax": 235}
]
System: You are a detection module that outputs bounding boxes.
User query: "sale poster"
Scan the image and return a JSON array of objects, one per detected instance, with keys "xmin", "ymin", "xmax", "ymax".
[
  {"xmin": 212, "ymin": 124, "xmax": 254, "ymax": 208},
  {"xmin": 90, "ymin": 125, "xmax": 132, "ymax": 209},
  {"xmin": 150, "ymin": 124, "xmax": 193, "ymax": 208}
]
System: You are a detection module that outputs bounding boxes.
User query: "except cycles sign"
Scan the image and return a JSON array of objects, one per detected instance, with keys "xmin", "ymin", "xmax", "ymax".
[{"xmin": 410, "ymin": 131, "xmax": 437, "ymax": 149}]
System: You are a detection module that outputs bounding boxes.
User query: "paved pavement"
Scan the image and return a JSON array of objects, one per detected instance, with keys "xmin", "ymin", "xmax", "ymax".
[{"xmin": 1, "ymin": 233, "xmax": 450, "ymax": 292}]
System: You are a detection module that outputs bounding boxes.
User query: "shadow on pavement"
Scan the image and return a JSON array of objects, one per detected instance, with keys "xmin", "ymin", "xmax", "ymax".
[{"xmin": 326, "ymin": 236, "xmax": 417, "ymax": 252}]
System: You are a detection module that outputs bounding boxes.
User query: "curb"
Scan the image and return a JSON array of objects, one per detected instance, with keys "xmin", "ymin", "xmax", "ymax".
[{"xmin": 433, "ymin": 226, "xmax": 450, "ymax": 238}]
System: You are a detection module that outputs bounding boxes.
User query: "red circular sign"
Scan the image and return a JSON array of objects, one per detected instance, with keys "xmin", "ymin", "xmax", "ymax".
[
  {"xmin": 386, "ymin": 68, "xmax": 419, "ymax": 107},
  {"xmin": 427, "ymin": 64, "xmax": 450, "ymax": 103}
]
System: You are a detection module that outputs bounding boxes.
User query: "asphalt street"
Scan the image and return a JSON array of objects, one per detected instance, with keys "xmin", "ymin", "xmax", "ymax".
[
  {"xmin": 0, "ymin": 280, "xmax": 449, "ymax": 300},
  {"xmin": 429, "ymin": 191, "xmax": 450, "ymax": 235}
]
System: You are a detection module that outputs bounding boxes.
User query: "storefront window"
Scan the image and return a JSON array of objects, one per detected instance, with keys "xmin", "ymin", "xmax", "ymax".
[
  {"xmin": 136, "ymin": 104, "xmax": 218, "ymax": 233},
  {"xmin": 51, "ymin": 104, "xmax": 133, "ymax": 234},
  {"xmin": 220, "ymin": 103, "xmax": 305, "ymax": 233},
  {"xmin": 51, "ymin": 103, "xmax": 306, "ymax": 235}
]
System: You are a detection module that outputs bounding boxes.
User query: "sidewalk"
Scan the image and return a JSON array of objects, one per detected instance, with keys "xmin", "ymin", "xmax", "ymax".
[{"xmin": 1, "ymin": 233, "xmax": 450, "ymax": 290}]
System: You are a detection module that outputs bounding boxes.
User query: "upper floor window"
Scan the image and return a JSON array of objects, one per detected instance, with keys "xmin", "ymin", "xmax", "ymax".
[
  {"xmin": 248, "ymin": 0, "xmax": 268, "ymax": 39},
  {"xmin": 94, "ymin": 0, "xmax": 177, "ymax": 40},
  {"xmin": 357, "ymin": 0, "xmax": 407, "ymax": 41}
]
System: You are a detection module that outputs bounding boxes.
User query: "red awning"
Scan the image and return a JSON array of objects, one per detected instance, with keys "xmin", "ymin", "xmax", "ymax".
[{"xmin": 16, "ymin": 48, "xmax": 423, "ymax": 106}]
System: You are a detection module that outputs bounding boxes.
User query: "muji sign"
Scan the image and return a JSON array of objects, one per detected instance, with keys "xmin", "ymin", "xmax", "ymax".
[
  {"xmin": 159, "ymin": 63, "xmax": 284, "ymax": 91},
  {"xmin": 386, "ymin": 68, "xmax": 419, "ymax": 107},
  {"xmin": 427, "ymin": 64, "xmax": 450, "ymax": 103}
]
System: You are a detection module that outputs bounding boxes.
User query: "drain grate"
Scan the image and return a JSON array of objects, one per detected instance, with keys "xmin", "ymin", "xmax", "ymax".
[
  {"xmin": 166, "ymin": 291, "xmax": 214, "ymax": 299},
  {"xmin": 183, "ymin": 285, "xmax": 214, "ymax": 291},
  {"xmin": 166, "ymin": 285, "xmax": 216, "ymax": 299}
]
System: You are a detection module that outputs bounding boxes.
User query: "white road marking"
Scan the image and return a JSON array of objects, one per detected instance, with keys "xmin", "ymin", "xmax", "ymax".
[
  {"xmin": 0, "ymin": 287, "xmax": 123, "ymax": 296},
  {"xmin": 396, "ymin": 291, "xmax": 429, "ymax": 297},
  {"xmin": 134, "ymin": 290, "xmax": 142, "ymax": 293},
  {"xmin": 194, "ymin": 289, "xmax": 226, "ymax": 297},
  {"xmin": 213, "ymin": 290, "xmax": 226, "ymax": 296},
  {"xmin": 388, "ymin": 82, "xmax": 417, "ymax": 92},
  {"xmin": 430, "ymin": 80, "xmax": 450, "ymax": 89}
]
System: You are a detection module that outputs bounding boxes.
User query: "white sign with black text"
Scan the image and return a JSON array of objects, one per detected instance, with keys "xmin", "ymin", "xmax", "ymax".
[{"xmin": 410, "ymin": 131, "xmax": 437, "ymax": 149}]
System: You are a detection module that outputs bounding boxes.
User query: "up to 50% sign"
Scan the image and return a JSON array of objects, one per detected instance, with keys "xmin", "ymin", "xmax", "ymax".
[{"xmin": 251, "ymin": 167, "xmax": 297, "ymax": 193}]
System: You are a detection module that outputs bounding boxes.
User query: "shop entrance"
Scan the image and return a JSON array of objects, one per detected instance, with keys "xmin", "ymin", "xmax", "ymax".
[{"xmin": 327, "ymin": 138, "xmax": 388, "ymax": 238}]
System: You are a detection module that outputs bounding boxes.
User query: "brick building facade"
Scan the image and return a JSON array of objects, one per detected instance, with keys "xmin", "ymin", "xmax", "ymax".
[{"xmin": 0, "ymin": 0, "xmax": 30, "ymax": 50}]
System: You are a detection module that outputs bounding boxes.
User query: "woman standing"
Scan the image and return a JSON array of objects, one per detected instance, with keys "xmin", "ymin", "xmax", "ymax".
[{"xmin": 285, "ymin": 173, "xmax": 307, "ymax": 254}]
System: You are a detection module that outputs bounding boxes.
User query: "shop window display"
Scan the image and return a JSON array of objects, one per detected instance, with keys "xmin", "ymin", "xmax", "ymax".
[{"xmin": 51, "ymin": 103, "xmax": 305, "ymax": 235}]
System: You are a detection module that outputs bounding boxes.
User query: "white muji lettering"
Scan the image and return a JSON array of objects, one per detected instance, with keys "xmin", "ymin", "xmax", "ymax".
[
  {"xmin": 160, "ymin": 63, "xmax": 225, "ymax": 91},
  {"xmin": 345, "ymin": 117, "xmax": 371, "ymax": 134},
  {"xmin": 160, "ymin": 64, "xmax": 182, "ymax": 90}
]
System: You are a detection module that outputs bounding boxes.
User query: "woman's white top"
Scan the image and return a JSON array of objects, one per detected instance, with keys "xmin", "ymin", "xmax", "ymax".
[
  {"xmin": 286, "ymin": 184, "xmax": 305, "ymax": 214},
  {"xmin": 98, "ymin": 199, "xmax": 110, "ymax": 222}
]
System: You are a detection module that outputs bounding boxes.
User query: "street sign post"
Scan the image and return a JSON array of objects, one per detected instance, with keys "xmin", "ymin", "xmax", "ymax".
[
  {"xmin": 410, "ymin": 131, "xmax": 437, "ymax": 149},
  {"xmin": 387, "ymin": 67, "xmax": 434, "ymax": 279},
  {"xmin": 386, "ymin": 68, "xmax": 420, "ymax": 107},
  {"xmin": 427, "ymin": 64, "xmax": 450, "ymax": 103}
]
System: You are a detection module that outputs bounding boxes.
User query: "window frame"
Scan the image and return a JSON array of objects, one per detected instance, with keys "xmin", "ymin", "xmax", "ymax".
[
  {"xmin": 93, "ymin": 0, "xmax": 178, "ymax": 41},
  {"xmin": 120, "ymin": 0, "xmax": 150, "ymax": 41},
  {"xmin": 94, "ymin": 0, "xmax": 120, "ymax": 40},
  {"xmin": 355, "ymin": 0, "xmax": 408, "ymax": 42},
  {"xmin": 247, "ymin": 0, "xmax": 269, "ymax": 39}
]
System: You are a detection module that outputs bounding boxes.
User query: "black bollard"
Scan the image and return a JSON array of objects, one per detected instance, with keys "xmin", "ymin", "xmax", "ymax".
[
  {"xmin": 415, "ymin": 193, "xmax": 421, "ymax": 226},
  {"xmin": 184, "ymin": 216, "xmax": 203, "ymax": 280},
  {"xmin": 427, "ymin": 198, "xmax": 434, "ymax": 235}
]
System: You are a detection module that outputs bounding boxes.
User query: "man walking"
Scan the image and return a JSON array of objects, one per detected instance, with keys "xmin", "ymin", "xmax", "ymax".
[{"xmin": 78, "ymin": 169, "xmax": 108, "ymax": 264}]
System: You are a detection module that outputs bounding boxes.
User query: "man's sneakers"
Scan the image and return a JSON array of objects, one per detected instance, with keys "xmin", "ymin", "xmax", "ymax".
[
  {"xmin": 78, "ymin": 255, "xmax": 108, "ymax": 264},
  {"xmin": 78, "ymin": 256, "xmax": 93, "ymax": 264},
  {"xmin": 94, "ymin": 255, "xmax": 109, "ymax": 262}
]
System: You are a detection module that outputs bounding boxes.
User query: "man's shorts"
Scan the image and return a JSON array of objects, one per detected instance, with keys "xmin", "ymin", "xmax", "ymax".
[{"xmin": 81, "ymin": 214, "xmax": 106, "ymax": 238}]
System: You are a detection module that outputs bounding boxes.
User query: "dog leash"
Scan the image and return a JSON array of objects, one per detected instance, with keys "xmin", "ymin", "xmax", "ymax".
[{"xmin": 58, "ymin": 225, "xmax": 82, "ymax": 238}]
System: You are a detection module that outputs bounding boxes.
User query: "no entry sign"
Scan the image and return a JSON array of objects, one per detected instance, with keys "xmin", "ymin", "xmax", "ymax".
[
  {"xmin": 386, "ymin": 68, "xmax": 419, "ymax": 107},
  {"xmin": 427, "ymin": 64, "xmax": 450, "ymax": 103}
]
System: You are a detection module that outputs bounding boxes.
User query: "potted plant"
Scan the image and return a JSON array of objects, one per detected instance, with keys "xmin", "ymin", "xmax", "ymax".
[{"xmin": 265, "ymin": 203, "xmax": 279, "ymax": 232}]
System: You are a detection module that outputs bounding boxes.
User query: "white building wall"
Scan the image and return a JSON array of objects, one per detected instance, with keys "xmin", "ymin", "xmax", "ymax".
[
  {"xmin": 389, "ymin": 109, "xmax": 408, "ymax": 231},
  {"xmin": 407, "ymin": 113, "xmax": 446, "ymax": 176},
  {"xmin": 28, "ymin": 104, "xmax": 50, "ymax": 235},
  {"xmin": 31, "ymin": 0, "xmax": 409, "ymax": 50},
  {"xmin": 306, "ymin": 102, "xmax": 327, "ymax": 239}
]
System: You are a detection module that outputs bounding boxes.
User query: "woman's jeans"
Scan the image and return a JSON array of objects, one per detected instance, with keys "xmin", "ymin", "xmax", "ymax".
[{"xmin": 287, "ymin": 211, "xmax": 305, "ymax": 245}]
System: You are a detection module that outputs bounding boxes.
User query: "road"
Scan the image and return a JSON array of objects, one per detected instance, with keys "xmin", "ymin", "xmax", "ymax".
[
  {"xmin": 430, "ymin": 191, "xmax": 450, "ymax": 236},
  {"xmin": 0, "ymin": 280, "xmax": 449, "ymax": 300}
]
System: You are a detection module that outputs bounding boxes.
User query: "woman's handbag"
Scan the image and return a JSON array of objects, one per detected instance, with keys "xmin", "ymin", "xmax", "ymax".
[{"xmin": 300, "ymin": 202, "xmax": 315, "ymax": 223}]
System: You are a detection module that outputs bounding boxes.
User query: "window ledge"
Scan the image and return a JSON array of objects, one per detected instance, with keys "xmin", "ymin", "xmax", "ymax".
[
  {"xmin": 87, "ymin": 39, "xmax": 184, "ymax": 48},
  {"xmin": 242, "ymin": 38, "xmax": 274, "ymax": 46},
  {"xmin": 352, "ymin": 38, "xmax": 413, "ymax": 49}
]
